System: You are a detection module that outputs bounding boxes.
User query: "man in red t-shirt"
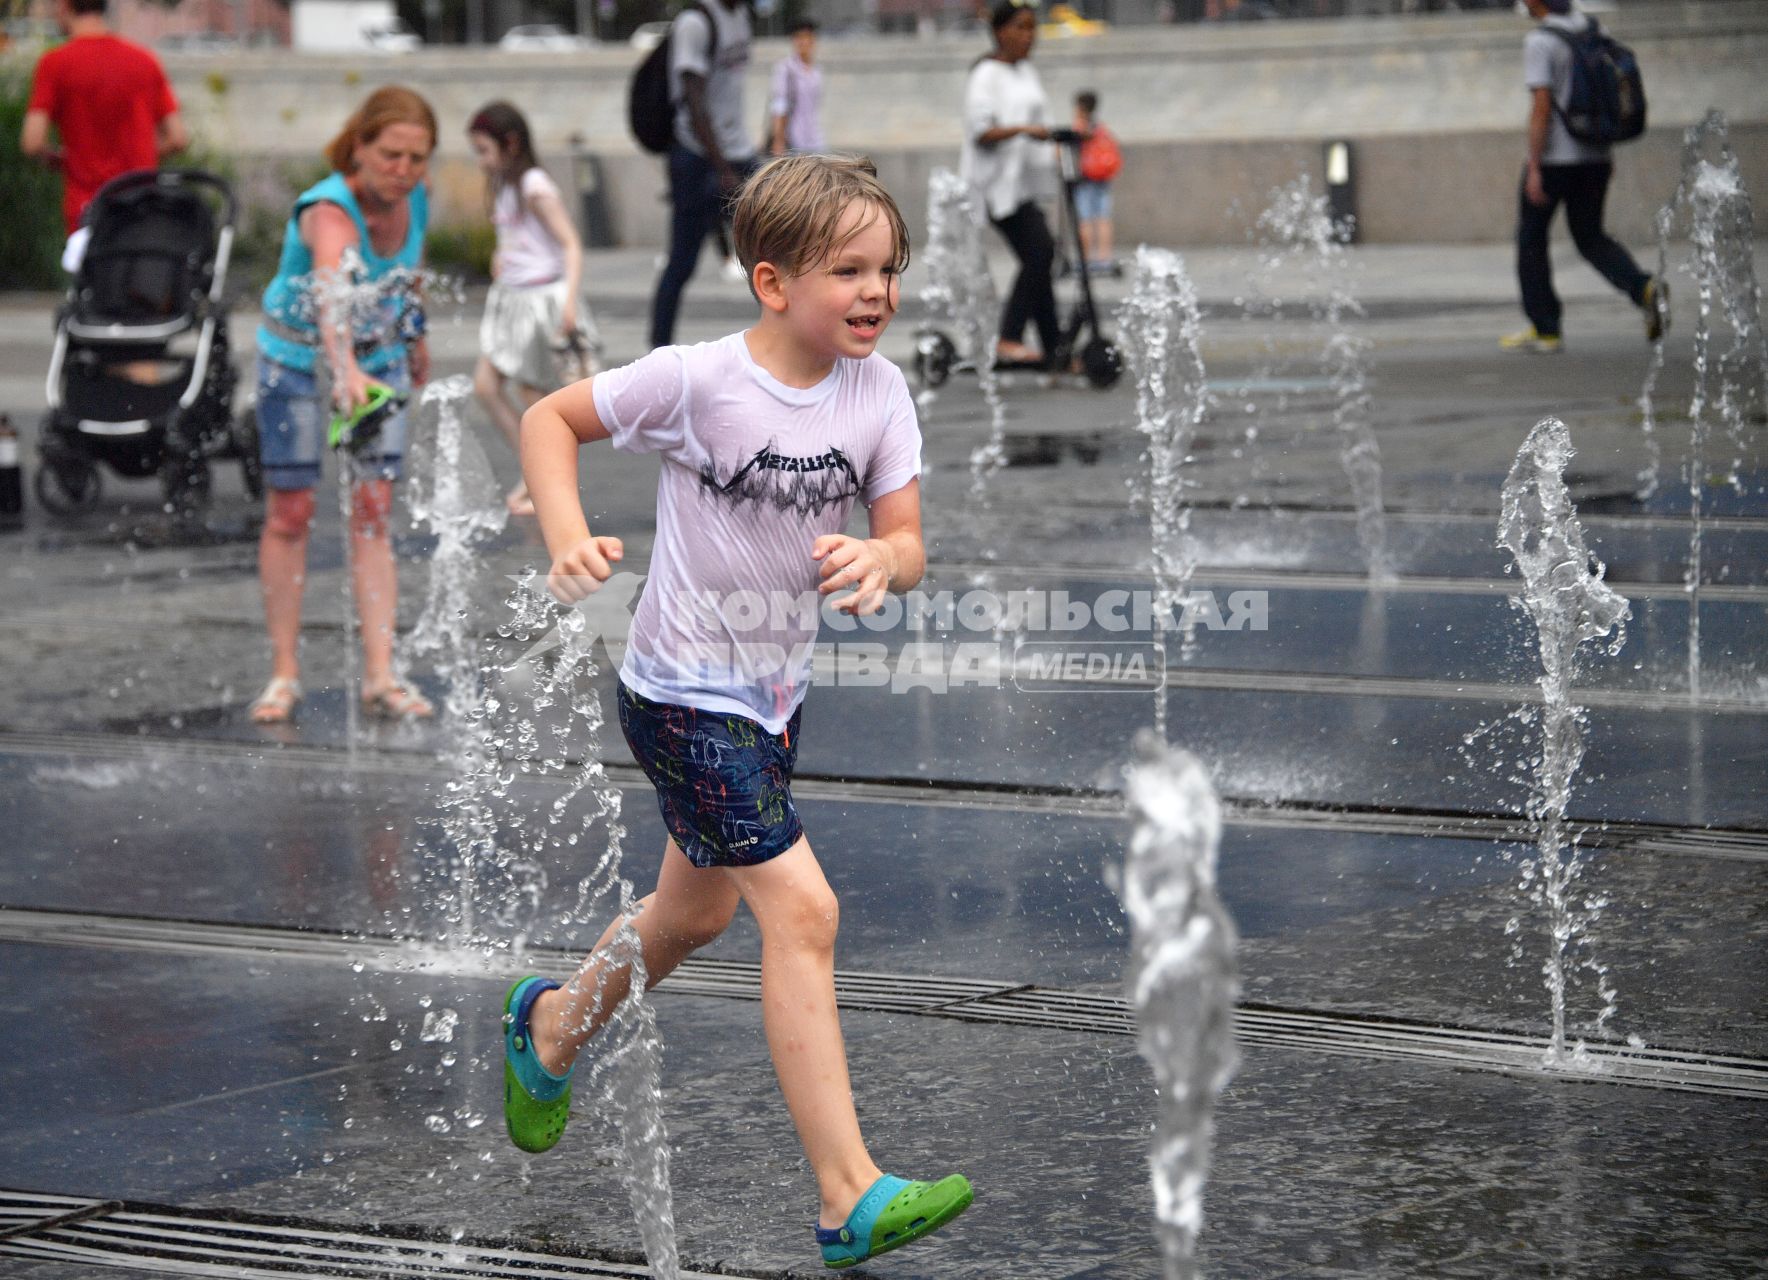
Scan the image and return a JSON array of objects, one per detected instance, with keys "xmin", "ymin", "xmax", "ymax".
[{"xmin": 20, "ymin": 0, "xmax": 188, "ymax": 241}]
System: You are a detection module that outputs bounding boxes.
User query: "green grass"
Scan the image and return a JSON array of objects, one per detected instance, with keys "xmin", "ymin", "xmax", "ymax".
[{"xmin": 0, "ymin": 63, "xmax": 71, "ymax": 290}]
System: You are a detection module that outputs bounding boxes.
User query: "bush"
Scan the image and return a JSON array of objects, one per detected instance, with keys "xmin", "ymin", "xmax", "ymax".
[
  {"xmin": 0, "ymin": 62, "xmax": 71, "ymax": 290},
  {"xmin": 426, "ymin": 220, "xmax": 496, "ymax": 284}
]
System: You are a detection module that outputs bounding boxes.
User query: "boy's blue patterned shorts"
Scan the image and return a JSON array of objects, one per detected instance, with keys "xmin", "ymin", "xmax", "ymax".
[{"xmin": 617, "ymin": 681, "xmax": 804, "ymax": 869}]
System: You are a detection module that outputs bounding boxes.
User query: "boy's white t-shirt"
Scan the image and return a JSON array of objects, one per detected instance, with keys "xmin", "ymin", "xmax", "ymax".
[
  {"xmin": 592, "ymin": 332, "xmax": 922, "ymax": 733},
  {"xmin": 493, "ymin": 167, "xmax": 567, "ymax": 288}
]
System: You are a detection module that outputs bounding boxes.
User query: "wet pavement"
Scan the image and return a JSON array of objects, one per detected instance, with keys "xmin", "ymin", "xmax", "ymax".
[{"xmin": 2, "ymin": 240, "xmax": 1766, "ymax": 1278}]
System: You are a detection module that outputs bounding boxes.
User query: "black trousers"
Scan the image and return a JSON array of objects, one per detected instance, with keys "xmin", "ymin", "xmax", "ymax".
[
  {"xmin": 1516, "ymin": 161, "xmax": 1650, "ymax": 338},
  {"xmin": 651, "ymin": 146, "xmax": 761, "ymax": 349},
  {"xmin": 990, "ymin": 200, "xmax": 1061, "ymax": 362}
]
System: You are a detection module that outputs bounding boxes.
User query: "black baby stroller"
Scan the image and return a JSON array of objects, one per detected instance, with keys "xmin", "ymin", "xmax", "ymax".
[
  {"xmin": 38, "ymin": 168, "xmax": 260, "ymax": 518},
  {"xmin": 916, "ymin": 127, "xmax": 1124, "ymax": 393}
]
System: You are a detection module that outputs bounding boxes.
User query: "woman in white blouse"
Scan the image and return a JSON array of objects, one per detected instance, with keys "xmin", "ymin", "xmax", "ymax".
[{"xmin": 960, "ymin": 0, "xmax": 1058, "ymax": 367}]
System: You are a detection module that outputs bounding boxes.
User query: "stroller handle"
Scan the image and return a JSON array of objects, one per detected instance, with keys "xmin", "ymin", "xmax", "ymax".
[{"xmin": 86, "ymin": 167, "xmax": 239, "ymax": 231}]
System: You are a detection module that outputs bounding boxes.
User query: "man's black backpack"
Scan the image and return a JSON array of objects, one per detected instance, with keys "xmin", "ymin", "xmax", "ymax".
[
  {"xmin": 1544, "ymin": 18, "xmax": 1647, "ymax": 147},
  {"xmin": 629, "ymin": 4, "xmax": 717, "ymax": 155}
]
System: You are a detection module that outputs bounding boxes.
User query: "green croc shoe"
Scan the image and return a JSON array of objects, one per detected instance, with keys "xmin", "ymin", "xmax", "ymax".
[
  {"xmin": 815, "ymin": 1173, "xmax": 974, "ymax": 1269},
  {"xmin": 502, "ymin": 976, "xmax": 572, "ymax": 1154}
]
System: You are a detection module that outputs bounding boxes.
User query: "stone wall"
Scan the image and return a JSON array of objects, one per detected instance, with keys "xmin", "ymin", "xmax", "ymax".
[{"xmin": 141, "ymin": 0, "xmax": 1768, "ymax": 246}]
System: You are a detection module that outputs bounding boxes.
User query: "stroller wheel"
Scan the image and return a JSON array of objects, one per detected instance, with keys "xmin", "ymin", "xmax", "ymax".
[
  {"xmin": 234, "ymin": 411, "xmax": 264, "ymax": 501},
  {"xmin": 1080, "ymin": 338, "xmax": 1124, "ymax": 390},
  {"xmin": 35, "ymin": 458, "xmax": 102, "ymax": 516},
  {"xmin": 915, "ymin": 331, "xmax": 958, "ymax": 391},
  {"xmin": 160, "ymin": 433, "xmax": 213, "ymax": 520}
]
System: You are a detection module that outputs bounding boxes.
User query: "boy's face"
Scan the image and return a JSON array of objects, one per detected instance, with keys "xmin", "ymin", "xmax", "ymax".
[
  {"xmin": 793, "ymin": 29, "xmax": 816, "ymax": 61},
  {"xmin": 779, "ymin": 199, "xmax": 901, "ymax": 361}
]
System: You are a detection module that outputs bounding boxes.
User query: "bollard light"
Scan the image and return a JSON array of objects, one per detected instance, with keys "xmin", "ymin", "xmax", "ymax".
[
  {"xmin": 569, "ymin": 133, "xmax": 618, "ymax": 249},
  {"xmin": 1324, "ymin": 139, "xmax": 1357, "ymax": 244}
]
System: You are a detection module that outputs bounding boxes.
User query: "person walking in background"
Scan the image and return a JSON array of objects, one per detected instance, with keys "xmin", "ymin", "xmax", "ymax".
[
  {"xmin": 1503, "ymin": 0, "xmax": 1666, "ymax": 354},
  {"xmin": 767, "ymin": 19, "xmax": 826, "ymax": 157},
  {"xmin": 650, "ymin": 0, "xmax": 761, "ymax": 348},
  {"xmin": 19, "ymin": 0, "xmax": 188, "ymax": 268},
  {"xmin": 1072, "ymin": 89, "xmax": 1121, "ymax": 278},
  {"xmin": 961, "ymin": 0, "xmax": 1060, "ymax": 369},
  {"xmin": 467, "ymin": 101, "xmax": 596, "ymax": 518},
  {"xmin": 248, "ymin": 87, "xmax": 438, "ymax": 726}
]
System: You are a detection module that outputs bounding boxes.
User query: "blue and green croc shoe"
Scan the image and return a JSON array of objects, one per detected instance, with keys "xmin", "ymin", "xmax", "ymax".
[
  {"xmin": 815, "ymin": 1173, "xmax": 974, "ymax": 1269},
  {"xmin": 502, "ymin": 976, "xmax": 573, "ymax": 1154}
]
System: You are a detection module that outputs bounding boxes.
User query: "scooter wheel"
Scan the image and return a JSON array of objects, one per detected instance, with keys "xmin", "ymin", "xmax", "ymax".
[
  {"xmin": 1081, "ymin": 338, "xmax": 1124, "ymax": 390},
  {"xmin": 915, "ymin": 332, "xmax": 958, "ymax": 390},
  {"xmin": 34, "ymin": 458, "xmax": 102, "ymax": 516}
]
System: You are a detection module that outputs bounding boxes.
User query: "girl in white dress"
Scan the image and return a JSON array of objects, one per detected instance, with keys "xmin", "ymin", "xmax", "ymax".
[{"xmin": 468, "ymin": 101, "xmax": 596, "ymax": 516}]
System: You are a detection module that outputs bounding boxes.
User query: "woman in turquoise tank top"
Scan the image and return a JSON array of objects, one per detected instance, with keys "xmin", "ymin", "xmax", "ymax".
[{"xmin": 250, "ymin": 86, "xmax": 437, "ymax": 725}]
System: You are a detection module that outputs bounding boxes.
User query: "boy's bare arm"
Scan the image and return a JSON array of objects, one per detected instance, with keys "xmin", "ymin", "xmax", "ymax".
[
  {"xmin": 521, "ymin": 379, "xmax": 621, "ymax": 603},
  {"xmin": 813, "ymin": 480, "xmax": 924, "ymax": 615}
]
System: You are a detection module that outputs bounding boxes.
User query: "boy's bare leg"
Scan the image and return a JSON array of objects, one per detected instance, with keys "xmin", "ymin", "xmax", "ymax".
[
  {"xmin": 1097, "ymin": 216, "xmax": 1114, "ymax": 263},
  {"xmin": 725, "ymin": 837, "xmax": 884, "ymax": 1229},
  {"xmin": 1078, "ymin": 218, "xmax": 1096, "ymax": 264},
  {"xmin": 529, "ymin": 839, "xmax": 740, "ymax": 1076}
]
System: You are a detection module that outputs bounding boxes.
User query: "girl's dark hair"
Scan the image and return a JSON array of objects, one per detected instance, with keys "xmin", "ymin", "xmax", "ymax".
[
  {"xmin": 989, "ymin": 0, "xmax": 1034, "ymax": 32},
  {"xmin": 467, "ymin": 101, "xmax": 541, "ymax": 205}
]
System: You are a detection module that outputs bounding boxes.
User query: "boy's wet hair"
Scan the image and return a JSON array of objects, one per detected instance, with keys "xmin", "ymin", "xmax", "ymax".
[{"xmin": 731, "ymin": 154, "xmax": 911, "ymax": 291}]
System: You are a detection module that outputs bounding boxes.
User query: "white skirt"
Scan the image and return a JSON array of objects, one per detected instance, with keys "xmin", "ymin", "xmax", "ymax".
[{"xmin": 479, "ymin": 279, "xmax": 600, "ymax": 389}]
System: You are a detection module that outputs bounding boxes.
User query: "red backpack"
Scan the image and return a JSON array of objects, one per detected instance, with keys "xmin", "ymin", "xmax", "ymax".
[{"xmin": 1079, "ymin": 125, "xmax": 1122, "ymax": 183}]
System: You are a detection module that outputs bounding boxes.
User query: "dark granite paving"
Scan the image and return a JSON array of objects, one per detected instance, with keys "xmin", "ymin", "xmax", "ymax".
[
  {"xmin": 4, "ymin": 250, "xmax": 1766, "ymax": 1278},
  {"xmin": 2, "ymin": 942, "xmax": 1764, "ymax": 1279}
]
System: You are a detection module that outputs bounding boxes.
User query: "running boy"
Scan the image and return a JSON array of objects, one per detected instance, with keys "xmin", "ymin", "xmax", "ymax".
[{"xmin": 505, "ymin": 154, "xmax": 973, "ymax": 1270}]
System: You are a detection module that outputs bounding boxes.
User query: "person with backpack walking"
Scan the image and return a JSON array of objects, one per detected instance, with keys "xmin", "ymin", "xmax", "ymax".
[
  {"xmin": 467, "ymin": 101, "xmax": 597, "ymax": 517},
  {"xmin": 1503, "ymin": 0, "xmax": 1667, "ymax": 354},
  {"xmin": 1072, "ymin": 89, "xmax": 1121, "ymax": 278},
  {"xmin": 631, "ymin": 0, "xmax": 761, "ymax": 349}
]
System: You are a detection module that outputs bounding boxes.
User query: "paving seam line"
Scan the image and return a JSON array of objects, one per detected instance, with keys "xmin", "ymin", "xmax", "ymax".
[
  {"xmin": 0, "ymin": 906, "xmax": 1761, "ymax": 1099},
  {"xmin": 5, "ymin": 726, "xmax": 1766, "ymax": 860}
]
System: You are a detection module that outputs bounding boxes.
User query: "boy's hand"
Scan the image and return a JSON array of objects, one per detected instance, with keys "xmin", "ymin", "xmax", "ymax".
[
  {"xmin": 547, "ymin": 535, "xmax": 624, "ymax": 604},
  {"xmin": 813, "ymin": 534, "xmax": 893, "ymax": 616}
]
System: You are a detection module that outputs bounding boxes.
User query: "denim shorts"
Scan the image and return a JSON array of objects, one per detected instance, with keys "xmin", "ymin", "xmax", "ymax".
[
  {"xmin": 617, "ymin": 680, "xmax": 804, "ymax": 869},
  {"xmin": 256, "ymin": 356, "xmax": 409, "ymax": 491},
  {"xmin": 1073, "ymin": 180, "xmax": 1113, "ymax": 223}
]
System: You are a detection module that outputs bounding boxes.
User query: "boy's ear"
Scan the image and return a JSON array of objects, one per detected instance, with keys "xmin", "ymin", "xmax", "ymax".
[{"xmin": 752, "ymin": 260, "xmax": 788, "ymax": 313}]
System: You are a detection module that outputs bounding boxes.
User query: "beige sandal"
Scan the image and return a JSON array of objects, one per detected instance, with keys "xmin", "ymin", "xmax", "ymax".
[
  {"xmin": 249, "ymin": 676, "xmax": 302, "ymax": 724},
  {"xmin": 362, "ymin": 682, "xmax": 434, "ymax": 721}
]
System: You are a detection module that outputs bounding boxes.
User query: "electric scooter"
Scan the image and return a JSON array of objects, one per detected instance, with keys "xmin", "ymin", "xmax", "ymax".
[{"xmin": 915, "ymin": 128, "xmax": 1124, "ymax": 393}]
